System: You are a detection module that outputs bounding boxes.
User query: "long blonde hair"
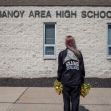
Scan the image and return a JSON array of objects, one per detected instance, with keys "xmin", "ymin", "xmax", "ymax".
[{"xmin": 65, "ymin": 35, "xmax": 81, "ymax": 59}]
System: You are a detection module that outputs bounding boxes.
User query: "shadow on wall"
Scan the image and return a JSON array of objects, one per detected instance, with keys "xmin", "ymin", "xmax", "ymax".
[{"xmin": 79, "ymin": 105, "xmax": 90, "ymax": 111}]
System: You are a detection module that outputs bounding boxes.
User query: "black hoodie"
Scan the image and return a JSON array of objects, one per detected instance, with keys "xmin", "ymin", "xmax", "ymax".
[{"xmin": 57, "ymin": 48, "xmax": 85, "ymax": 86}]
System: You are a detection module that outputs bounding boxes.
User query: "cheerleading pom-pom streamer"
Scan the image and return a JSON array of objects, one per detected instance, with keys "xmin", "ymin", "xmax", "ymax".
[
  {"xmin": 80, "ymin": 83, "xmax": 91, "ymax": 97},
  {"xmin": 54, "ymin": 80, "xmax": 63, "ymax": 95}
]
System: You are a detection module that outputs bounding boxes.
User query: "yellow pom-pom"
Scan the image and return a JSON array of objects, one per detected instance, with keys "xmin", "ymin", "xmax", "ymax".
[
  {"xmin": 80, "ymin": 83, "xmax": 91, "ymax": 97},
  {"xmin": 54, "ymin": 80, "xmax": 63, "ymax": 95}
]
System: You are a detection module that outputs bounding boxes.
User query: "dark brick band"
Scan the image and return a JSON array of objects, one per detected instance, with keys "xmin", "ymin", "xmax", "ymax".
[
  {"xmin": 0, "ymin": 77, "xmax": 111, "ymax": 87},
  {"xmin": 0, "ymin": 0, "xmax": 111, "ymax": 6}
]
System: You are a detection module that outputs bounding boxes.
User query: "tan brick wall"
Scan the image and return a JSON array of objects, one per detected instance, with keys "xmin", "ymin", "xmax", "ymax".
[{"xmin": 0, "ymin": 6, "xmax": 111, "ymax": 78}]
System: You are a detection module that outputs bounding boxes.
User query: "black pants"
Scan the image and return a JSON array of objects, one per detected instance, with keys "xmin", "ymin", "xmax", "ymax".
[{"xmin": 62, "ymin": 85, "xmax": 81, "ymax": 111}]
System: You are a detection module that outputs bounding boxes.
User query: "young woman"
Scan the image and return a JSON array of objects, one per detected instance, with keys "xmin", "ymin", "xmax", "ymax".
[{"xmin": 57, "ymin": 35, "xmax": 85, "ymax": 111}]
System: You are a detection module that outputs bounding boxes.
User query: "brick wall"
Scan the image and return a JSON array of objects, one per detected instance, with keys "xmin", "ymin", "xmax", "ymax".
[{"xmin": 0, "ymin": 6, "xmax": 111, "ymax": 78}]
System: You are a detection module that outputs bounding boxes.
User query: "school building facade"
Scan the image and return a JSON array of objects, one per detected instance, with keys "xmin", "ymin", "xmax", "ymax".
[{"xmin": 0, "ymin": 0, "xmax": 111, "ymax": 85}]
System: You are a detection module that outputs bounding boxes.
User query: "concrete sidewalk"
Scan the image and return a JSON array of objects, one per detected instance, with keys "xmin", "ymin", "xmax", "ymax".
[{"xmin": 0, "ymin": 87, "xmax": 111, "ymax": 111}]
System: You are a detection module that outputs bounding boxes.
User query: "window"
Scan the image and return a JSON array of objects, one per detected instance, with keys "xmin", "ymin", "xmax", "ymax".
[
  {"xmin": 108, "ymin": 24, "xmax": 111, "ymax": 57},
  {"xmin": 43, "ymin": 22, "xmax": 56, "ymax": 59}
]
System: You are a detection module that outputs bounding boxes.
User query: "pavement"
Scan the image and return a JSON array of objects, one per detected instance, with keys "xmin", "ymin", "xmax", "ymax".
[{"xmin": 0, "ymin": 87, "xmax": 111, "ymax": 111}]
